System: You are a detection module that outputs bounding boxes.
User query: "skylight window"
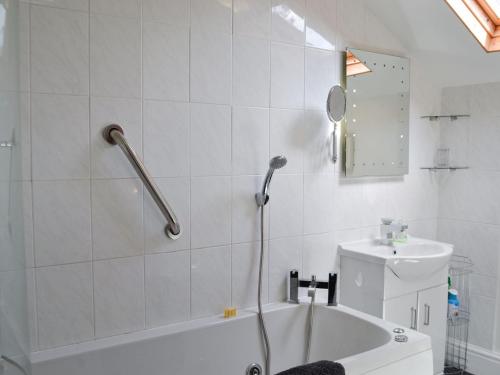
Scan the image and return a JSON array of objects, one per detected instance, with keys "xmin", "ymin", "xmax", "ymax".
[
  {"xmin": 346, "ymin": 51, "xmax": 372, "ymax": 77},
  {"xmin": 446, "ymin": 0, "xmax": 500, "ymax": 51}
]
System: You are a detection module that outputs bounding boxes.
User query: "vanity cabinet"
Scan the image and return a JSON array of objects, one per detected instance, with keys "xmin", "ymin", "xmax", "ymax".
[{"xmin": 338, "ymin": 252, "xmax": 449, "ymax": 374}]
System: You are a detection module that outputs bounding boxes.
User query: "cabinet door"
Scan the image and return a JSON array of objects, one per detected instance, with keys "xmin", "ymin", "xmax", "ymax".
[
  {"xmin": 417, "ymin": 284, "xmax": 448, "ymax": 374},
  {"xmin": 383, "ymin": 292, "xmax": 418, "ymax": 329}
]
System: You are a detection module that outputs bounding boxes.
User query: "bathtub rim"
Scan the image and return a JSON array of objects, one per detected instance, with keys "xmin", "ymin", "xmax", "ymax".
[{"xmin": 30, "ymin": 302, "xmax": 432, "ymax": 374}]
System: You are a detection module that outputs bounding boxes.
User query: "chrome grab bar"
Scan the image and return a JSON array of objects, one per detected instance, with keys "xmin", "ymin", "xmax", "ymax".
[{"xmin": 103, "ymin": 124, "xmax": 181, "ymax": 240}]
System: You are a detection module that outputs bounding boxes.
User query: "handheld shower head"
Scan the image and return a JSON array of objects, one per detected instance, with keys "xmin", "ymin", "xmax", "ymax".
[
  {"xmin": 255, "ymin": 155, "xmax": 288, "ymax": 206},
  {"xmin": 269, "ymin": 155, "xmax": 287, "ymax": 170}
]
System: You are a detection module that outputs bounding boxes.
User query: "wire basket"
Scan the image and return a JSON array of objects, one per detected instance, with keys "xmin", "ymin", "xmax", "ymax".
[{"xmin": 444, "ymin": 255, "xmax": 473, "ymax": 375}]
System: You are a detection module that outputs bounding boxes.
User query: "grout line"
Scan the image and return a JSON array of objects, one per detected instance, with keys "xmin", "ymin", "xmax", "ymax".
[
  {"xmin": 229, "ymin": 0, "xmax": 234, "ymax": 305},
  {"xmin": 86, "ymin": 0, "xmax": 97, "ymax": 340},
  {"xmin": 187, "ymin": 0, "xmax": 193, "ymax": 321},
  {"xmin": 140, "ymin": 0, "xmax": 147, "ymax": 330},
  {"xmin": 27, "ymin": 1, "xmax": 41, "ymax": 350}
]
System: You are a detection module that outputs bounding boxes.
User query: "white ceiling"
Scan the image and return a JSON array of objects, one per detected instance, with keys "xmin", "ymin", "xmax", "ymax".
[{"xmin": 364, "ymin": 0, "xmax": 500, "ymax": 88}]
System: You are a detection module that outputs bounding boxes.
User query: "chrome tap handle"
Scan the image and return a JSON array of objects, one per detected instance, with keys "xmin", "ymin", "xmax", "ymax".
[
  {"xmin": 288, "ymin": 270, "xmax": 299, "ymax": 304},
  {"xmin": 308, "ymin": 275, "xmax": 317, "ymax": 298}
]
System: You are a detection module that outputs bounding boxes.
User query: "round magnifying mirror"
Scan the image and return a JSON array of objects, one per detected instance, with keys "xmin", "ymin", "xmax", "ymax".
[{"xmin": 326, "ymin": 85, "xmax": 346, "ymax": 122}]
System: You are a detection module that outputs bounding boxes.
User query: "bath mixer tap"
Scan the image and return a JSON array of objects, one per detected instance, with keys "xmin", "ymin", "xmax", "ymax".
[
  {"xmin": 288, "ymin": 270, "xmax": 337, "ymax": 306},
  {"xmin": 308, "ymin": 275, "xmax": 317, "ymax": 298}
]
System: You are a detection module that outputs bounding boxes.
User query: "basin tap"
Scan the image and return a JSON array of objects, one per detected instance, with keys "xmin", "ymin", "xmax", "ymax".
[{"xmin": 380, "ymin": 218, "xmax": 408, "ymax": 245}]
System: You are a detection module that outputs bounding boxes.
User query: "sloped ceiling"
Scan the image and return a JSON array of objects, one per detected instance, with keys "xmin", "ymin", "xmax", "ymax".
[{"xmin": 363, "ymin": 0, "xmax": 500, "ymax": 87}]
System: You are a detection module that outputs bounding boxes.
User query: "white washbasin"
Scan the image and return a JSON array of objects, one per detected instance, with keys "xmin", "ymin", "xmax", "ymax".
[{"xmin": 339, "ymin": 237, "xmax": 453, "ymax": 281}]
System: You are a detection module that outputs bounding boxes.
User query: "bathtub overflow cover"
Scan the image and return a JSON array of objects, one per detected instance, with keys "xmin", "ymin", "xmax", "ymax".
[
  {"xmin": 393, "ymin": 327, "xmax": 405, "ymax": 334},
  {"xmin": 394, "ymin": 334, "xmax": 408, "ymax": 343},
  {"xmin": 246, "ymin": 363, "xmax": 262, "ymax": 375}
]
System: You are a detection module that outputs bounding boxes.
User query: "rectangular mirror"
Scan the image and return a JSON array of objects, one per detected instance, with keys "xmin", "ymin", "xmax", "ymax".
[{"xmin": 342, "ymin": 49, "xmax": 410, "ymax": 177}]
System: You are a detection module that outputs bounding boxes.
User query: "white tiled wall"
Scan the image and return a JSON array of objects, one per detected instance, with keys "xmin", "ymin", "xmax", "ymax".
[
  {"xmin": 438, "ymin": 83, "xmax": 500, "ymax": 352},
  {"xmin": 20, "ymin": 0, "xmax": 441, "ymax": 351}
]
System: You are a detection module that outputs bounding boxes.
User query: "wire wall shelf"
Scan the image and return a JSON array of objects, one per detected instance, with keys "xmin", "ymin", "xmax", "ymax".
[
  {"xmin": 444, "ymin": 255, "xmax": 473, "ymax": 375},
  {"xmin": 420, "ymin": 166, "xmax": 469, "ymax": 172},
  {"xmin": 421, "ymin": 115, "xmax": 470, "ymax": 121}
]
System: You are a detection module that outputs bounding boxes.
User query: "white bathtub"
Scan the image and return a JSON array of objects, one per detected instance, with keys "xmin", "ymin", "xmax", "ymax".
[{"xmin": 31, "ymin": 303, "xmax": 433, "ymax": 375}]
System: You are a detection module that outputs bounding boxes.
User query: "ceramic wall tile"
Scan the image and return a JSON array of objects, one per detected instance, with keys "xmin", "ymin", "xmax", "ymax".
[
  {"xmin": 29, "ymin": 0, "xmax": 89, "ymax": 11},
  {"xmin": 33, "ymin": 180, "xmax": 91, "ymax": 266},
  {"xmin": 142, "ymin": 0, "xmax": 190, "ymax": 26},
  {"xmin": 94, "ymin": 256, "xmax": 145, "ymax": 337},
  {"xmin": 303, "ymin": 110, "xmax": 334, "ymax": 174},
  {"xmin": 91, "ymin": 15, "xmax": 141, "ymax": 98},
  {"xmin": 31, "ymin": 6, "xmax": 89, "ymax": 94},
  {"xmin": 191, "ymin": 177, "xmax": 232, "ymax": 249},
  {"xmin": 305, "ymin": 48, "xmax": 336, "ymax": 110},
  {"xmin": 190, "ymin": 31, "xmax": 232, "ymax": 105},
  {"xmin": 191, "ymin": 246, "xmax": 231, "ymax": 318},
  {"xmin": 305, "ymin": 0, "xmax": 337, "ymax": 50},
  {"xmin": 190, "ymin": 104, "xmax": 232, "ymax": 176},
  {"xmin": 90, "ymin": 0, "xmax": 140, "ymax": 18},
  {"xmin": 302, "ymin": 232, "xmax": 335, "ymax": 280},
  {"xmin": 36, "ymin": 263, "xmax": 93, "ymax": 349},
  {"xmin": 232, "ymin": 107, "xmax": 270, "ymax": 175},
  {"xmin": 469, "ymin": 295, "xmax": 495, "ymax": 350},
  {"xmin": 143, "ymin": 22, "xmax": 189, "ymax": 102},
  {"xmin": 233, "ymin": 36, "xmax": 271, "ymax": 108},
  {"xmin": 92, "ymin": 179, "xmax": 144, "ymax": 260},
  {"xmin": 145, "ymin": 251, "xmax": 190, "ymax": 327},
  {"xmin": 268, "ymin": 236, "xmax": 302, "ymax": 302},
  {"xmin": 234, "ymin": 0, "xmax": 271, "ymax": 38},
  {"xmin": 143, "ymin": 101, "xmax": 190, "ymax": 177},
  {"xmin": 271, "ymin": 42, "xmax": 304, "ymax": 109},
  {"xmin": 232, "ymin": 241, "xmax": 268, "ymax": 308},
  {"xmin": 269, "ymin": 174, "xmax": 303, "ymax": 238},
  {"xmin": 270, "ymin": 108, "xmax": 304, "ymax": 174},
  {"xmin": 191, "ymin": 0, "xmax": 232, "ymax": 34},
  {"xmin": 271, "ymin": 0, "xmax": 306, "ymax": 45},
  {"xmin": 31, "ymin": 93, "xmax": 90, "ymax": 180},
  {"xmin": 303, "ymin": 174, "xmax": 334, "ymax": 234}
]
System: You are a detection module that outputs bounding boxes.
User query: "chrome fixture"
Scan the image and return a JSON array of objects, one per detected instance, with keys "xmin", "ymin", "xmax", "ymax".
[
  {"xmin": 394, "ymin": 335, "xmax": 409, "ymax": 343},
  {"xmin": 306, "ymin": 275, "xmax": 317, "ymax": 364},
  {"xmin": 255, "ymin": 155, "xmax": 287, "ymax": 375},
  {"xmin": 288, "ymin": 270, "xmax": 299, "ymax": 304},
  {"xmin": 288, "ymin": 271, "xmax": 338, "ymax": 364},
  {"xmin": 103, "ymin": 125, "xmax": 181, "ymax": 240},
  {"xmin": 421, "ymin": 114, "xmax": 470, "ymax": 121},
  {"xmin": 326, "ymin": 85, "xmax": 347, "ymax": 164},
  {"xmin": 246, "ymin": 363, "xmax": 263, "ymax": 375},
  {"xmin": 380, "ymin": 218, "xmax": 408, "ymax": 246},
  {"xmin": 255, "ymin": 156, "xmax": 288, "ymax": 207},
  {"xmin": 288, "ymin": 271, "xmax": 337, "ymax": 307},
  {"xmin": 308, "ymin": 275, "xmax": 318, "ymax": 299}
]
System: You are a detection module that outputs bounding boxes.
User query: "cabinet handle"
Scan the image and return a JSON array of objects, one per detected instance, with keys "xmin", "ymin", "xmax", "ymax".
[
  {"xmin": 424, "ymin": 304, "xmax": 430, "ymax": 326},
  {"xmin": 410, "ymin": 307, "xmax": 417, "ymax": 330}
]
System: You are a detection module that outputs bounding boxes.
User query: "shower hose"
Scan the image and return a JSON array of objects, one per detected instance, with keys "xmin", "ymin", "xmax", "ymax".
[{"xmin": 258, "ymin": 206, "xmax": 271, "ymax": 375}]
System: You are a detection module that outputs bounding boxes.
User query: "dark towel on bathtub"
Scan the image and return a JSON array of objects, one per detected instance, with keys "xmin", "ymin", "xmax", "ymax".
[{"xmin": 275, "ymin": 361, "xmax": 345, "ymax": 375}]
